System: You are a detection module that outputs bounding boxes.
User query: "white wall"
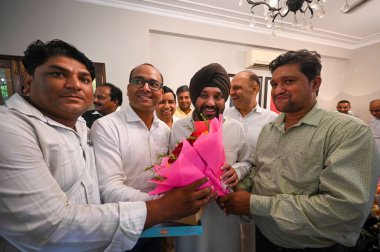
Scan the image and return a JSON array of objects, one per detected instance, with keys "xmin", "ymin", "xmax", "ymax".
[{"xmin": 1, "ymin": 0, "xmax": 378, "ymax": 122}]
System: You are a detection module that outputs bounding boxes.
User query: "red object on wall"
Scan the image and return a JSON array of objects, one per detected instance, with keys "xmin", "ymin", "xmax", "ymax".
[{"xmin": 270, "ymin": 98, "xmax": 279, "ymax": 114}]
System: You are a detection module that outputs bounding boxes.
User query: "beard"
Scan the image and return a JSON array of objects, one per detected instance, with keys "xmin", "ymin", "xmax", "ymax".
[{"xmin": 194, "ymin": 104, "xmax": 222, "ymax": 121}]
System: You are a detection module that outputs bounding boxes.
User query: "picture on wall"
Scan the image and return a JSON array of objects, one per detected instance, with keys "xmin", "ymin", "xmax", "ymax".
[{"xmin": 261, "ymin": 77, "xmax": 279, "ymax": 113}]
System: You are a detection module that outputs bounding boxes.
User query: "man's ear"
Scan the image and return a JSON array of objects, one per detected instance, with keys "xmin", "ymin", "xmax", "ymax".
[
  {"xmin": 253, "ymin": 82, "xmax": 260, "ymax": 94},
  {"xmin": 23, "ymin": 74, "xmax": 33, "ymax": 95},
  {"xmin": 112, "ymin": 99, "xmax": 119, "ymax": 106},
  {"xmin": 312, "ymin": 76, "xmax": 322, "ymax": 94}
]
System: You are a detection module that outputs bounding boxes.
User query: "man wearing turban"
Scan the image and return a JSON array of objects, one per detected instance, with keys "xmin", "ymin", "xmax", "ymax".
[{"xmin": 170, "ymin": 63, "xmax": 252, "ymax": 252}]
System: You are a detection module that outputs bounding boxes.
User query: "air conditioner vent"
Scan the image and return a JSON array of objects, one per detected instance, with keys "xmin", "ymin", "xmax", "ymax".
[{"xmin": 244, "ymin": 49, "xmax": 284, "ymax": 69}]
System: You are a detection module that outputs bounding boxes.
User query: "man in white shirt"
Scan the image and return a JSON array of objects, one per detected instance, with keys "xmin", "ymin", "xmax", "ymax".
[
  {"xmin": 225, "ymin": 70, "xmax": 277, "ymax": 160},
  {"xmin": 224, "ymin": 70, "xmax": 277, "ymax": 252},
  {"xmin": 91, "ymin": 63, "xmax": 176, "ymax": 251},
  {"xmin": 0, "ymin": 39, "xmax": 212, "ymax": 252},
  {"xmin": 369, "ymin": 99, "xmax": 380, "ymax": 152},
  {"xmin": 172, "ymin": 63, "xmax": 252, "ymax": 252}
]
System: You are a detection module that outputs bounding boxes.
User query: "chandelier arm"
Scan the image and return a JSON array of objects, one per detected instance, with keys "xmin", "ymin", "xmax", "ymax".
[
  {"xmin": 246, "ymin": 1, "xmax": 281, "ymax": 12},
  {"xmin": 272, "ymin": 12, "xmax": 279, "ymax": 23},
  {"xmin": 277, "ymin": 9, "xmax": 290, "ymax": 18},
  {"xmin": 308, "ymin": 6, "xmax": 314, "ymax": 18}
]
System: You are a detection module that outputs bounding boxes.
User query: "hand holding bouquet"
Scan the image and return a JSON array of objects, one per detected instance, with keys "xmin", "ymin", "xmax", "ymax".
[{"xmin": 148, "ymin": 115, "xmax": 230, "ymax": 196}]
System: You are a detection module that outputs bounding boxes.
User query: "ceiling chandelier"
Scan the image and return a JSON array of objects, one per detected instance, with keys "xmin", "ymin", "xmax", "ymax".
[{"xmin": 239, "ymin": 0, "xmax": 327, "ymax": 32}]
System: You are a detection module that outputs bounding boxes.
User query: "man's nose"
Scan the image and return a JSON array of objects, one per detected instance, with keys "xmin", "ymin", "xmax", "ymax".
[{"xmin": 65, "ymin": 76, "xmax": 82, "ymax": 90}]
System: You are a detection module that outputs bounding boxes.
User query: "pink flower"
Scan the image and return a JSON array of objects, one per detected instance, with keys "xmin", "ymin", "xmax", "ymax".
[{"xmin": 149, "ymin": 115, "xmax": 229, "ymax": 196}]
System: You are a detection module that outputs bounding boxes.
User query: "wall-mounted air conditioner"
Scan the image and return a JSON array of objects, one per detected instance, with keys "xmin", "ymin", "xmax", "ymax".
[{"xmin": 244, "ymin": 49, "xmax": 284, "ymax": 69}]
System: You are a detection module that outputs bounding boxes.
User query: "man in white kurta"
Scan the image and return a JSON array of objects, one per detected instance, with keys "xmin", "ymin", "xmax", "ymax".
[
  {"xmin": 172, "ymin": 63, "xmax": 252, "ymax": 252},
  {"xmin": 225, "ymin": 71, "xmax": 277, "ymax": 161},
  {"xmin": 224, "ymin": 70, "xmax": 277, "ymax": 252}
]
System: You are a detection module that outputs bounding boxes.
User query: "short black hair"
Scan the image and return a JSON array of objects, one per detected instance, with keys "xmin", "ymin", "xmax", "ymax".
[
  {"xmin": 102, "ymin": 83, "xmax": 123, "ymax": 106},
  {"xmin": 22, "ymin": 39, "xmax": 95, "ymax": 80},
  {"xmin": 338, "ymin": 100, "xmax": 351, "ymax": 105},
  {"xmin": 269, "ymin": 49, "xmax": 321, "ymax": 82},
  {"xmin": 162, "ymin": 86, "xmax": 176, "ymax": 101},
  {"xmin": 128, "ymin": 63, "xmax": 164, "ymax": 84},
  {"xmin": 176, "ymin": 85, "xmax": 189, "ymax": 96}
]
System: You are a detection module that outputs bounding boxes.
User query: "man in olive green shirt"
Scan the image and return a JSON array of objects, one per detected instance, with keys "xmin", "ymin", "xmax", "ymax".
[{"xmin": 219, "ymin": 50, "xmax": 380, "ymax": 251}]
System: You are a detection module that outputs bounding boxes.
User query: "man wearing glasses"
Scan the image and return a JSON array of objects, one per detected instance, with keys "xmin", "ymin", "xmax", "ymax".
[{"xmin": 90, "ymin": 63, "xmax": 170, "ymax": 252}]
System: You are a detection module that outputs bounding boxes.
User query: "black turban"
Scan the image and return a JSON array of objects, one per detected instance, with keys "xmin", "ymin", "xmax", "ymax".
[{"xmin": 189, "ymin": 63, "xmax": 230, "ymax": 105}]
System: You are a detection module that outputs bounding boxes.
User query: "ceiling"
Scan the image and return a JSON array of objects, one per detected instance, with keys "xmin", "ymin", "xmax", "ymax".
[{"xmin": 79, "ymin": 0, "xmax": 380, "ymax": 49}]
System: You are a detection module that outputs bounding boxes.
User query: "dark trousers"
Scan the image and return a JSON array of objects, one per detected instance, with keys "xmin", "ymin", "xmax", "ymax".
[
  {"xmin": 256, "ymin": 227, "xmax": 347, "ymax": 252},
  {"xmin": 126, "ymin": 238, "xmax": 162, "ymax": 252}
]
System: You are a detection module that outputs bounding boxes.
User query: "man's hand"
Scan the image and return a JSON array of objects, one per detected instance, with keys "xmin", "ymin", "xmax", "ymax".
[
  {"xmin": 220, "ymin": 163, "xmax": 238, "ymax": 188},
  {"xmin": 217, "ymin": 190, "xmax": 251, "ymax": 215},
  {"xmin": 145, "ymin": 177, "xmax": 212, "ymax": 228}
]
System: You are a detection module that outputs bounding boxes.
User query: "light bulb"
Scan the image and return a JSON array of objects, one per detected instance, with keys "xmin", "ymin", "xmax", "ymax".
[
  {"xmin": 310, "ymin": 0, "xmax": 319, "ymax": 9},
  {"xmin": 301, "ymin": 1, "xmax": 308, "ymax": 12},
  {"xmin": 318, "ymin": 5, "xmax": 325, "ymax": 18},
  {"xmin": 238, "ymin": 0, "xmax": 243, "ymax": 7},
  {"xmin": 280, "ymin": 5, "xmax": 289, "ymax": 16},
  {"xmin": 340, "ymin": 0, "xmax": 350, "ymax": 13}
]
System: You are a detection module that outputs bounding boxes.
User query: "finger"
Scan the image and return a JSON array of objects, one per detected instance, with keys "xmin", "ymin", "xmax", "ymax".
[
  {"xmin": 221, "ymin": 163, "xmax": 231, "ymax": 171},
  {"xmin": 187, "ymin": 177, "xmax": 209, "ymax": 190},
  {"xmin": 218, "ymin": 194, "xmax": 230, "ymax": 204},
  {"xmin": 193, "ymin": 186, "xmax": 212, "ymax": 200}
]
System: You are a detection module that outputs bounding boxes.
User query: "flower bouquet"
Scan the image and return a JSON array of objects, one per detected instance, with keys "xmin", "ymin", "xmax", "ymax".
[{"xmin": 148, "ymin": 114, "xmax": 230, "ymax": 224}]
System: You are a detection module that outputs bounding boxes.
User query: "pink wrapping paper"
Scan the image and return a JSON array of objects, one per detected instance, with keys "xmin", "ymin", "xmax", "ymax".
[{"xmin": 149, "ymin": 115, "xmax": 229, "ymax": 196}]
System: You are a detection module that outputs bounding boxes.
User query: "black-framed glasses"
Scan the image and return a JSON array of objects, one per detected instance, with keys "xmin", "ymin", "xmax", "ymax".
[{"xmin": 130, "ymin": 77, "xmax": 162, "ymax": 91}]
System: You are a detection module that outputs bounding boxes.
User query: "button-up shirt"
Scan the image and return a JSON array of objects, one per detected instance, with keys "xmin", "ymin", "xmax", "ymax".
[
  {"xmin": 250, "ymin": 104, "xmax": 380, "ymax": 248},
  {"xmin": 91, "ymin": 104, "xmax": 170, "ymax": 203},
  {"xmin": 0, "ymin": 94, "xmax": 146, "ymax": 251},
  {"xmin": 224, "ymin": 104, "xmax": 277, "ymax": 154}
]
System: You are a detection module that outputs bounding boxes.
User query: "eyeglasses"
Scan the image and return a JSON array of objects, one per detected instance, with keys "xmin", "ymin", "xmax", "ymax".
[{"xmin": 130, "ymin": 77, "xmax": 162, "ymax": 91}]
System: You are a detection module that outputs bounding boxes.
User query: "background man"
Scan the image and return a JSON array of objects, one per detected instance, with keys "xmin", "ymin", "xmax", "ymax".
[
  {"xmin": 219, "ymin": 50, "xmax": 379, "ymax": 251},
  {"xmin": 91, "ymin": 63, "xmax": 172, "ymax": 251},
  {"xmin": 336, "ymin": 99, "xmax": 353, "ymax": 115},
  {"xmin": 369, "ymin": 99, "xmax": 380, "ymax": 152},
  {"xmin": 225, "ymin": 70, "xmax": 277, "ymax": 159},
  {"xmin": 224, "ymin": 70, "xmax": 277, "ymax": 252},
  {"xmin": 82, "ymin": 82, "xmax": 122, "ymax": 128},
  {"xmin": 155, "ymin": 85, "xmax": 177, "ymax": 128},
  {"xmin": 174, "ymin": 85, "xmax": 192, "ymax": 118},
  {"xmin": 0, "ymin": 39, "xmax": 211, "ymax": 252},
  {"xmin": 171, "ymin": 63, "xmax": 251, "ymax": 252}
]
